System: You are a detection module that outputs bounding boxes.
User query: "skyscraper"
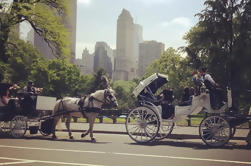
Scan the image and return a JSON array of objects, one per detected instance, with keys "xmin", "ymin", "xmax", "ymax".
[
  {"xmin": 113, "ymin": 9, "xmax": 139, "ymax": 81},
  {"xmin": 75, "ymin": 48, "xmax": 94, "ymax": 75},
  {"xmin": 93, "ymin": 42, "xmax": 113, "ymax": 78},
  {"xmin": 138, "ymin": 40, "xmax": 165, "ymax": 77}
]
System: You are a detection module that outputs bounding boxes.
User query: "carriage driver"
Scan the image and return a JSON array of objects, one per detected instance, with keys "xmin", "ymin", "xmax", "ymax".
[
  {"xmin": 200, "ymin": 67, "xmax": 225, "ymax": 109},
  {"xmin": 23, "ymin": 80, "xmax": 42, "ymax": 116}
]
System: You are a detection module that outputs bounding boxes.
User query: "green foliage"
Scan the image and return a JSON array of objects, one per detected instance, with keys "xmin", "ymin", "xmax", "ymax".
[
  {"xmin": 145, "ymin": 47, "xmax": 193, "ymax": 100},
  {"xmin": 112, "ymin": 80, "xmax": 137, "ymax": 112},
  {"xmin": 6, "ymin": 38, "xmax": 42, "ymax": 86},
  {"xmin": 89, "ymin": 68, "xmax": 109, "ymax": 93},
  {"xmin": 31, "ymin": 59, "xmax": 82, "ymax": 98},
  {"xmin": 184, "ymin": 0, "xmax": 251, "ymax": 111},
  {"xmin": 0, "ymin": 0, "xmax": 71, "ymax": 62}
]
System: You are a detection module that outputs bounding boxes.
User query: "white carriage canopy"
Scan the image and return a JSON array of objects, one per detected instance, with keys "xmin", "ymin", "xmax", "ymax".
[{"xmin": 133, "ymin": 73, "xmax": 168, "ymax": 97}]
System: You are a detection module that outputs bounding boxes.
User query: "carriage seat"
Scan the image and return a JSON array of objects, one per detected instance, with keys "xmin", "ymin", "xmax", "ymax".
[
  {"xmin": 161, "ymin": 104, "xmax": 175, "ymax": 119},
  {"xmin": 0, "ymin": 105, "xmax": 15, "ymax": 121},
  {"xmin": 138, "ymin": 94, "xmax": 158, "ymax": 105}
]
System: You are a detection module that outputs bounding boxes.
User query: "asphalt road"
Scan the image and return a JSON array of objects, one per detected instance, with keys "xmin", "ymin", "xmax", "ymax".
[{"xmin": 0, "ymin": 132, "xmax": 251, "ymax": 166}]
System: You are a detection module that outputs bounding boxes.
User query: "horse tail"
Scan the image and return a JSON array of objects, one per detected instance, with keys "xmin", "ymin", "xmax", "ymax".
[
  {"xmin": 53, "ymin": 99, "xmax": 63, "ymax": 115},
  {"xmin": 52, "ymin": 99, "xmax": 64, "ymax": 129}
]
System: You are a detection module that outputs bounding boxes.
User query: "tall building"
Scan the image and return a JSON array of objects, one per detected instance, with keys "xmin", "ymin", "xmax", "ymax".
[
  {"xmin": 65, "ymin": 0, "xmax": 77, "ymax": 63},
  {"xmin": 34, "ymin": 1, "xmax": 77, "ymax": 62},
  {"xmin": 75, "ymin": 48, "xmax": 94, "ymax": 75},
  {"xmin": 34, "ymin": 32, "xmax": 55, "ymax": 59},
  {"xmin": 133, "ymin": 24, "xmax": 143, "ymax": 59},
  {"xmin": 138, "ymin": 40, "xmax": 165, "ymax": 77},
  {"xmin": 133, "ymin": 24, "xmax": 143, "ymax": 76},
  {"xmin": 93, "ymin": 42, "xmax": 113, "ymax": 78},
  {"xmin": 113, "ymin": 9, "xmax": 142, "ymax": 81}
]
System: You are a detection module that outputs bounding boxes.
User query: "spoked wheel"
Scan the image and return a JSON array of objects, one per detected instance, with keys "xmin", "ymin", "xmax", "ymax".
[
  {"xmin": 0, "ymin": 121, "xmax": 11, "ymax": 134},
  {"xmin": 126, "ymin": 106, "xmax": 160, "ymax": 143},
  {"xmin": 199, "ymin": 115, "xmax": 231, "ymax": 147},
  {"xmin": 155, "ymin": 119, "xmax": 174, "ymax": 140},
  {"xmin": 10, "ymin": 116, "xmax": 27, "ymax": 138}
]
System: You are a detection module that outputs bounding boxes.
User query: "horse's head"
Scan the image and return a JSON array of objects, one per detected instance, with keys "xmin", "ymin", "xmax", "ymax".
[{"xmin": 104, "ymin": 88, "xmax": 118, "ymax": 108}]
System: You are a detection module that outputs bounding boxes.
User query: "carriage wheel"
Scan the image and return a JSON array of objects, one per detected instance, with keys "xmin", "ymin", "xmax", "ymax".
[
  {"xmin": 199, "ymin": 115, "xmax": 231, "ymax": 147},
  {"xmin": 10, "ymin": 116, "xmax": 27, "ymax": 138},
  {"xmin": 155, "ymin": 120, "xmax": 174, "ymax": 140},
  {"xmin": 126, "ymin": 106, "xmax": 160, "ymax": 143},
  {"xmin": 0, "ymin": 121, "xmax": 10, "ymax": 134}
]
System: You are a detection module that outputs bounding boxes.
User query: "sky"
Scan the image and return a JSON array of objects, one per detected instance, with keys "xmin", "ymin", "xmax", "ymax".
[{"xmin": 76, "ymin": 0, "xmax": 205, "ymax": 58}]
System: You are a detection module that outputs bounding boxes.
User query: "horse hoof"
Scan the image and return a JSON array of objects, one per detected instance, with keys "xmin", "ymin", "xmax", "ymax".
[
  {"xmin": 52, "ymin": 135, "xmax": 57, "ymax": 140},
  {"xmin": 69, "ymin": 136, "xmax": 74, "ymax": 139},
  {"xmin": 81, "ymin": 133, "xmax": 88, "ymax": 138},
  {"xmin": 91, "ymin": 138, "xmax": 96, "ymax": 143}
]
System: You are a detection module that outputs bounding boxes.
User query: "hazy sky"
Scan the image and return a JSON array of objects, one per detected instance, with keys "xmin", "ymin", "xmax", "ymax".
[{"xmin": 76, "ymin": 0, "xmax": 205, "ymax": 58}]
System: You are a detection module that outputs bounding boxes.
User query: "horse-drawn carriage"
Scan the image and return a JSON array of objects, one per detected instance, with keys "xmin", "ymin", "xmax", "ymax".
[
  {"xmin": 0, "ymin": 88, "xmax": 118, "ymax": 142},
  {"xmin": 0, "ymin": 94, "xmax": 57, "ymax": 138},
  {"xmin": 125, "ymin": 73, "xmax": 251, "ymax": 147}
]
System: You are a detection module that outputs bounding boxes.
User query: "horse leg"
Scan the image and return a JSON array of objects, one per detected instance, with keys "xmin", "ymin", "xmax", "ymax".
[
  {"xmin": 89, "ymin": 113, "xmax": 98, "ymax": 142},
  {"xmin": 81, "ymin": 112, "xmax": 90, "ymax": 138},
  {"xmin": 52, "ymin": 116, "xmax": 60, "ymax": 139},
  {"xmin": 65, "ymin": 115, "xmax": 73, "ymax": 139}
]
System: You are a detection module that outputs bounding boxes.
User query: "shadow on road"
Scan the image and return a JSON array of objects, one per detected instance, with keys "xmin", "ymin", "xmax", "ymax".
[
  {"xmin": 127, "ymin": 135, "xmax": 251, "ymax": 150},
  {"xmin": 24, "ymin": 136, "xmax": 111, "ymax": 144},
  {"xmin": 0, "ymin": 134, "xmax": 110, "ymax": 144}
]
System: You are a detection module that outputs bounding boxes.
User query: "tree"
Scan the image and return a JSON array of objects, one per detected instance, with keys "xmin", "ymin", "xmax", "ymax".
[
  {"xmin": 6, "ymin": 37, "xmax": 42, "ymax": 86},
  {"xmin": 0, "ymin": 0, "xmax": 71, "ymax": 62},
  {"xmin": 184, "ymin": 0, "xmax": 251, "ymax": 112},
  {"xmin": 145, "ymin": 47, "xmax": 193, "ymax": 101},
  {"xmin": 89, "ymin": 68, "xmax": 110, "ymax": 93},
  {"xmin": 112, "ymin": 80, "xmax": 137, "ymax": 112}
]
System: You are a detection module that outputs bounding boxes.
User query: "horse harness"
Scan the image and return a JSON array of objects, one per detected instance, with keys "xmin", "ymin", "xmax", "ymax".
[
  {"xmin": 78, "ymin": 89, "xmax": 114, "ymax": 113},
  {"xmin": 56, "ymin": 89, "xmax": 114, "ymax": 116}
]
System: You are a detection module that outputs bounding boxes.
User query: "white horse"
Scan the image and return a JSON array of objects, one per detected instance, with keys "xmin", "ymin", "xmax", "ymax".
[{"xmin": 51, "ymin": 88, "xmax": 118, "ymax": 142}]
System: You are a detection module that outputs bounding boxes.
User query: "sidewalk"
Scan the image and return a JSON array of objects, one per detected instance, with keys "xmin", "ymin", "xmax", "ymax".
[{"xmin": 56, "ymin": 122, "xmax": 250, "ymax": 140}]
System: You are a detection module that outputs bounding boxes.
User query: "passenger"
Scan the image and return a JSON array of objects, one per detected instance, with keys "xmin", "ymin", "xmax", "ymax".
[
  {"xmin": 0, "ymin": 73, "xmax": 19, "ymax": 106},
  {"xmin": 200, "ymin": 67, "xmax": 225, "ymax": 109},
  {"xmin": 192, "ymin": 71, "xmax": 203, "ymax": 95},
  {"xmin": 158, "ymin": 89, "xmax": 175, "ymax": 119},
  {"xmin": 0, "ymin": 74, "xmax": 19, "ymax": 120},
  {"xmin": 179, "ymin": 87, "xmax": 194, "ymax": 106}
]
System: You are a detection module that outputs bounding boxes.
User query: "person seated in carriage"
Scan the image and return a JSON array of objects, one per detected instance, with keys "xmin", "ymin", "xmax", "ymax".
[
  {"xmin": 179, "ymin": 87, "xmax": 195, "ymax": 106},
  {"xmin": 158, "ymin": 89, "xmax": 175, "ymax": 119},
  {"xmin": 0, "ymin": 74, "xmax": 19, "ymax": 120},
  {"xmin": 200, "ymin": 67, "xmax": 225, "ymax": 110},
  {"xmin": 192, "ymin": 71, "xmax": 204, "ymax": 95}
]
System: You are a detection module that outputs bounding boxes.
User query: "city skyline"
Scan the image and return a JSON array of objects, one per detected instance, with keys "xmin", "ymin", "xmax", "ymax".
[{"xmin": 76, "ymin": 0, "xmax": 205, "ymax": 58}]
